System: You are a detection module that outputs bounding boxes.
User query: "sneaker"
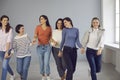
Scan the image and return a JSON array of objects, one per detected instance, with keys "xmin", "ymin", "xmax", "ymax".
[
  {"xmin": 42, "ymin": 76, "xmax": 45, "ymax": 80},
  {"xmin": 10, "ymin": 74, "xmax": 15, "ymax": 80},
  {"xmin": 46, "ymin": 76, "xmax": 51, "ymax": 80}
]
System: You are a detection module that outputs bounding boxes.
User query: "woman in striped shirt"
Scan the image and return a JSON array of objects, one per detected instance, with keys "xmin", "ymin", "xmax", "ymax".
[{"xmin": 13, "ymin": 24, "xmax": 32, "ymax": 80}]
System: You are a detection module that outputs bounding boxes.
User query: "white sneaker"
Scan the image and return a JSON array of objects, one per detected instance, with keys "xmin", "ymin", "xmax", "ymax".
[
  {"xmin": 42, "ymin": 76, "xmax": 45, "ymax": 80},
  {"xmin": 46, "ymin": 76, "xmax": 51, "ymax": 80},
  {"xmin": 10, "ymin": 74, "xmax": 15, "ymax": 80}
]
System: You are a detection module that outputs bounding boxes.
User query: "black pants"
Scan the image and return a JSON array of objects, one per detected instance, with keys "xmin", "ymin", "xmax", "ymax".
[
  {"xmin": 63, "ymin": 46, "xmax": 77, "ymax": 80},
  {"xmin": 86, "ymin": 47, "xmax": 102, "ymax": 80},
  {"xmin": 52, "ymin": 47, "xmax": 66, "ymax": 77}
]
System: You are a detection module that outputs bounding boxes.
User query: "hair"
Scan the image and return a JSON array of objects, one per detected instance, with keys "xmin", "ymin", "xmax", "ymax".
[
  {"xmin": 55, "ymin": 18, "xmax": 64, "ymax": 29},
  {"xmin": 63, "ymin": 17, "xmax": 73, "ymax": 27},
  {"xmin": 0, "ymin": 15, "xmax": 12, "ymax": 33},
  {"xmin": 91, "ymin": 17, "xmax": 101, "ymax": 28},
  {"xmin": 39, "ymin": 15, "xmax": 51, "ymax": 27},
  {"xmin": 15, "ymin": 24, "xmax": 24, "ymax": 33}
]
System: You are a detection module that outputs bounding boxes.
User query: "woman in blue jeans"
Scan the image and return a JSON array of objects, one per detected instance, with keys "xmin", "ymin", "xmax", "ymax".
[
  {"xmin": 81, "ymin": 17, "xmax": 105, "ymax": 80},
  {"xmin": 0, "ymin": 15, "xmax": 14, "ymax": 80},
  {"xmin": 32, "ymin": 15, "xmax": 52, "ymax": 80},
  {"xmin": 13, "ymin": 24, "xmax": 32, "ymax": 80}
]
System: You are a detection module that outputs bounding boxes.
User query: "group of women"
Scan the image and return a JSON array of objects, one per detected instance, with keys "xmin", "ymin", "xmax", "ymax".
[{"xmin": 0, "ymin": 14, "xmax": 104, "ymax": 80}]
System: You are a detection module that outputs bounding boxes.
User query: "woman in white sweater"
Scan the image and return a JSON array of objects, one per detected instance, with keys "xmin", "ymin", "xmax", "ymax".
[{"xmin": 51, "ymin": 18, "xmax": 66, "ymax": 80}]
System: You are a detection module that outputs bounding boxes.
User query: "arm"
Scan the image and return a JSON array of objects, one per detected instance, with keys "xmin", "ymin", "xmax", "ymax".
[
  {"xmin": 32, "ymin": 27, "xmax": 38, "ymax": 44},
  {"xmin": 58, "ymin": 29, "xmax": 66, "ymax": 57},
  {"xmin": 76, "ymin": 29, "xmax": 82, "ymax": 48},
  {"xmin": 5, "ymin": 29, "xmax": 13, "ymax": 58}
]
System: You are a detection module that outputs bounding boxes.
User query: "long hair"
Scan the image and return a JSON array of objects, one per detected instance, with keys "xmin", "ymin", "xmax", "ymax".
[
  {"xmin": 55, "ymin": 18, "xmax": 64, "ymax": 29},
  {"xmin": 0, "ymin": 15, "xmax": 12, "ymax": 33},
  {"xmin": 63, "ymin": 17, "xmax": 73, "ymax": 27},
  {"xmin": 39, "ymin": 15, "xmax": 51, "ymax": 27},
  {"xmin": 91, "ymin": 17, "xmax": 101, "ymax": 28}
]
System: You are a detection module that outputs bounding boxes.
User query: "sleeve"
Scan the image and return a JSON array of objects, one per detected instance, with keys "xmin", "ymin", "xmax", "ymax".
[
  {"xmin": 59, "ymin": 28, "xmax": 66, "ymax": 51},
  {"xmin": 7, "ymin": 29, "xmax": 13, "ymax": 43},
  {"xmin": 12, "ymin": 39, "xmax": 17, "ymax": 52},
  {"xmin": 81, "ymin": 31, "xmax": 89, "ymax": 48},
  {"xmin": 97, "ymin": 31, "xmax": 105, "ymax": 48},
  {"xmin": 76, "ymin": 29, "xmax": 82, "ymax": 48}
]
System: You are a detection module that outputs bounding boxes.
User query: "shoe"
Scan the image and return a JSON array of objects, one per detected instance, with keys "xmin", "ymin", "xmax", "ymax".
[
  {"xmin": 46, "ymin": 76, "xmax": 51, "ymax": 80},
  {"xmin": 10, "ymin": 74, "xmax": 15, "ymax": 80},
  {"xmin": 42, "ymin": 76, "xmax": 45, "ymax": 80}
]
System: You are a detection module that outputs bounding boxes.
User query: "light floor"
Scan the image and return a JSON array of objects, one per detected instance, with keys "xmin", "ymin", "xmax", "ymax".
[{"xmin": 0, "ymin": 55, "xmax": 120, "ymax": 80}]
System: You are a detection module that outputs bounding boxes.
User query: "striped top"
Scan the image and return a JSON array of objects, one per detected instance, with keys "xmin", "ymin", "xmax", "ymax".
[{"xmin": 13, "ymin": 34, "xmax": 31, "ymax": 58}]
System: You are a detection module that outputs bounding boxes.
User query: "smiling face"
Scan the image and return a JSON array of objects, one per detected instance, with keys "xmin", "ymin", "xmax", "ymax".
[
  {"xmin": 92, "ymin": 19, "xmax": 100, "ymax": 29},
  {"xmin": 57, "ymin": 20, "xmax": 63, "ymax": 29},
  {"xmin": 39, "ymin": 16, "xmax": 47, "ymax": 25},
  {"xmin": 63, "ymin": 20, "xmax": 71, "ymax": 28},
  {"xmin": 19, "ymin": 26, "xmax": 24, "ymax": 34},
  {"xmin": 1, "ymin": 17, "xmax": 9, "ymax": 26}
]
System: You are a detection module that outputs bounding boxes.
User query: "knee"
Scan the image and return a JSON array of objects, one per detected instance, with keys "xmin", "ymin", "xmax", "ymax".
[{"xmin": 17, "ymin": 68, "xmax": 22, "ymax": 74}]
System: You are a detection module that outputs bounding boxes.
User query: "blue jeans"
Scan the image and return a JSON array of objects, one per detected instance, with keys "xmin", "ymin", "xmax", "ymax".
[
  {"xmin": 37, "ymin": 44, "xmax": 51, "ymax": 75},
  {"xmin": 0, "ymin": 51, "xmax": 14, "ymax": 80},
  {"xmin": 16, "ymin": 56, "xmax": 31, "ymax": 80},
  {"xmin": 86, "ymin": 47, "xmax": 102, "ymax": 80}
]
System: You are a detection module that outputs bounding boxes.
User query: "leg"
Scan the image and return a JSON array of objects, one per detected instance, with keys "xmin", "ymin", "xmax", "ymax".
[
  {"xmin": 44, "ymin": 45, "xmax": 51, "ymax": 75},
  {"xmin": 86, "ymin": 48, "xmax": 97, "ymax": 80},
  {"xmin": 22, "ymin": 56, "xmax": 31, "ymax": 80},
  {"xmin": 16, "ymin": 58, "xmax": 23, "ymax": 79},
  {"xmin": 37, "ymin": 45, "xmax": 45, "ymax": 75},
  {"xmin": 95, "ymin": 54, "xmax": 102, "ymax": 73},
  {"xmin": 63, "ymin": 47, "xmax": 74, "ymax": 80},
  {"xmin": 52, "ymin": 47, "xmax": 66, "ymax": 77}
]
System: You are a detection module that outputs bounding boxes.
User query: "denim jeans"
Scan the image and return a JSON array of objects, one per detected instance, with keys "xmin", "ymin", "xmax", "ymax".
[
  {"xmin": 52, "ymin": 47, "xmax": 66, "ymax": 77},
  {"xmin": 0, "ymin": 51, "xmax": 14, "ymax": 80},
  {"xmin": 86, "ymin": 47, "xmax": 102, "ymax": 80},
  {"xmin": 16, "ymin": 56, "xmax": 31, "ymax": 80},
  {"xmin": 63, "ymin": 46, "xmax": 77, "ymax": 80},
  {"xmin": 37, "ymin": 44, "xmax": 51, "ymax": 75}
]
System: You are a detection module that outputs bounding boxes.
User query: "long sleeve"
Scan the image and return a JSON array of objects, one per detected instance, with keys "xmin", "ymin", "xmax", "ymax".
[
  {"xmin": 7, "ymin": 29, "xmax": 13, "ymax": 43},
  {"xmin": 76, "ymin": 29, "xmax": 82, "ymax": 48},
  {"xmin": 59, "ymin": 28, "xmax": 66, "ymax": 51}
]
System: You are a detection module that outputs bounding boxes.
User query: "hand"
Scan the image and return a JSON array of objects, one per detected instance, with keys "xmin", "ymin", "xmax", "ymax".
[
  {"xmin": 97, "ymin": 48, "xmax": 102, "ymax": 55},
  {"xmin": 32, "ymin": 38, "xmax": 37, "ymax": 44},
  {"xmin": 58, "ymin": 51, "xmax": 63, "ymax": 57},
  {"xmin": 4, "ymin": 52, "xmax": 12, "ymax": 59},
  {"xmin": 80, "ymin": 47, "xmax": 85, "ymax": 54}
]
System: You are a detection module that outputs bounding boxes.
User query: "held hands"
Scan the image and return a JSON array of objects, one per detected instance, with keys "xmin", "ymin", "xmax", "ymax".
[
  {"xmin": 32, "ymin": 38, "xmax": 37, "ymax": 45},
  {"xmin": 80, "ymin": 47, "xmax": 85, "ymax": 54},
  {"xmin": 58, "ymin": 51, "xmax": 63, "ymax": 57},
  {"xmin": 4, "ymin": 52, "xmax": 13, "ymax": 59}
]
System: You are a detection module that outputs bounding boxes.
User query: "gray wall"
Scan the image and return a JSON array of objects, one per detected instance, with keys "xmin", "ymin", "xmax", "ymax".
[{"xmin": 0, "ymin": 0, "xmax": 101, "ymax": 60}]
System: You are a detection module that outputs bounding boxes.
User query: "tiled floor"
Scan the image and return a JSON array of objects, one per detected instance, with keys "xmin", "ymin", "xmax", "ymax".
[{"xmin": 0, "ymin": 55, "xmax": 120, "ymax": 80}]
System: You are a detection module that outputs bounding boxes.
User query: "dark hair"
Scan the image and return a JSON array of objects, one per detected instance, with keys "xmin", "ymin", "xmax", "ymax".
[
  {"xmin": 91, "ymin": 17, "xmax": 101, "ymax": 28},
  {"xmin": 55, "ymin": 18, "xmax": 64, "ymax": 29},
  {"xmin": 15, "ymin": 24, "xmax": 24, "ymax": 33},
  {"xmin": 63, "ymin": 17, "xmax": 73, "ymax": 27},
  {"xmin": 0, "ymin": 15, "xmax": 12, "ymax": 33},
  {"xmin": 39, "ymin": 15, "xmax": 51, "ymax": 27}
]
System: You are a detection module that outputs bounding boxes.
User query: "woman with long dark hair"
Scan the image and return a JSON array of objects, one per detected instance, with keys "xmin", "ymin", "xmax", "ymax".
[
  {"xmin": 32, "ymin": 15, "xmax": 52, "ymax": 80},
  {"xmin": 0, "ymin": 15, "xmax": 14, "ymax": 80},
  {"xmin": 51, "ymin": 18, "xmax": 66, "ymax": 80},
  {"xmin": 58, "ymin": 17, "xmax": 84, "ymax": 80}
]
